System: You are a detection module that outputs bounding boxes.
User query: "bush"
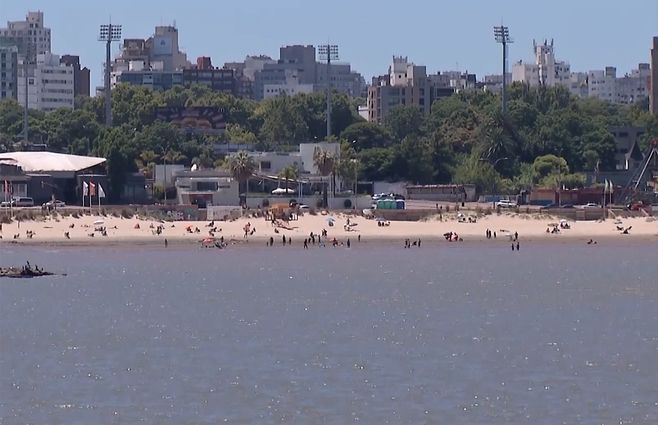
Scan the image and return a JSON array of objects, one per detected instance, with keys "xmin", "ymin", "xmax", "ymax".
[
  {"xmin": 343, "ymin": 199, "xmax": 352, "ymax": 209},
  {"xmin": 120, "ymin": 208, "xmax": 133, "ymax": 219}
]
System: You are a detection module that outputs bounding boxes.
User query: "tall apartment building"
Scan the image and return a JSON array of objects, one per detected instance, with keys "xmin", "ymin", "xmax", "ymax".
[
  {"xmin": 111, "ymin": 25, "xmax": 191, "ymax": 77},
  {"xmin": 367, "ymin": 56, "xmax": 431, "ymax": 123},
  {"xmin": 17, "ymin": 53, "xmax": 74, "ymax": 111},
  {"xmin": 0, "ymin": 11, "xmax": 51, "ymax": 61},
  {"xmin": 649, "ymin": 37, "xmax": 658, "ymax": 115},
  {"xmin": 229, "ymin": 45, "xmax": 364, "ymax": 100},
  {"xmin": 587, "ymin": 64, "xmax": 650, "ymax": 105},
  {"xmin": 0, "ymin": 45, "xmax": 19, "ymax": 99},
  {"xmin": 512, "ymin": 39, "xmax": 570, "ymax": 87}
]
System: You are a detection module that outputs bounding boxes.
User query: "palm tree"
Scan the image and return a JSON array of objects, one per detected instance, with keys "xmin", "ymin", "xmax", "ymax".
[
  {"xmin": 278, "ymin": 164, "xmax": 299, "ymax": 194},
  {"xmin": 313, "ymin": 147, "xmax": 335, "ymax": 208},
  {"xmin": 226, "ymin": 151, "xmax": 256, "ymax": 204}
]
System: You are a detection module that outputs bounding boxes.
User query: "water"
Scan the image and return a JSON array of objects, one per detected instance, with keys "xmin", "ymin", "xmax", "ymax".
[{"xmin": 1, "ymin": 243, "xmax": 658, "ymax": 424}]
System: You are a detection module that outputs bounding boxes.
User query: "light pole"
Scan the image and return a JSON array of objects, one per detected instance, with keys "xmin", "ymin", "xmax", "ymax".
[
  {"xmin": 493, "ymin": 25, "xmax": 513, "ymax": 115},
  {"xmin": 99, "ymin": 23, "xmax": 122, "ymax": 127},
  {"xmin": 317, "ymin": 44, "xmax": 339, "ymax": 139}
]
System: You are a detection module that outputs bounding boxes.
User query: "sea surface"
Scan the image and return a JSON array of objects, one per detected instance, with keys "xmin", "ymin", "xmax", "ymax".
[{"xmin": 1, "ymin": 242, "xmax": 658, "ymax": 424}]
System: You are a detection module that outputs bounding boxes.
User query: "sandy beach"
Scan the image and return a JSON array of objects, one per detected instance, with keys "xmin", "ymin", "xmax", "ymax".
[{"xmin": 1, "ymin": 210, "xmax": 656, "ymax": 247}]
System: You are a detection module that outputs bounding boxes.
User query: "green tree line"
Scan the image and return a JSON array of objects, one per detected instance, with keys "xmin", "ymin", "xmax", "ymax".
[{"xmin": 0, "ymin": 83, "xmax": 656, "ymax": 200}]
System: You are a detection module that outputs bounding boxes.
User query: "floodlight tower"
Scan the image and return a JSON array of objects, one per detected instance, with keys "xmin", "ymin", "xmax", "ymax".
[
  {"xmin": 493, "ymin": 25, "xmax": 513, "ymax": 114},
  {"xmin": 99, "ymin": 23, "xmax": 122, "ymax": 126},
  {"xmin": 317, "ymin": 44, "xmax": 339, "ymax": 139}
]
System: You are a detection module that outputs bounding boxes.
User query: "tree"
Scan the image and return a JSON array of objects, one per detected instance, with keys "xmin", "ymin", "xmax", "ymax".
[
  {"xmin": 384, "ymin": 105, "xmax": 425, "ymax": 141},
  {"xmin": 452, "ymin": 155, "xmax": 503, "ymax": 195},
  {"xmin": 339, "ymin": 121, "xmax": 394, "ymax": 150},
  {"xmin": 226, "ymin": 151, "xmax": 256, "ymax": 201},
  {"xmin": 313, "ymin": 147, "xmax": 335, "ymax": 207},
  {"xmin": 278, "ymin": 164, "xmax": 299, "ymax": 193}
]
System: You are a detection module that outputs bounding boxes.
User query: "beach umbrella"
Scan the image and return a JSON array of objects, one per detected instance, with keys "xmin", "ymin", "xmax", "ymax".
[
  {"xmin": 326, "ymin": 216, "xmax": 336, "ymax": 223},
  {"xmin": 272, "ymin": 187, "xmax": 296, "ymax": 194}
]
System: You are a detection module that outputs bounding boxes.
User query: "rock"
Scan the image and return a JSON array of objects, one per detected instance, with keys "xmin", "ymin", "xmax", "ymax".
[{"xmin": 0, "ymin": 267, "xmax": 55, "ymax": 279}]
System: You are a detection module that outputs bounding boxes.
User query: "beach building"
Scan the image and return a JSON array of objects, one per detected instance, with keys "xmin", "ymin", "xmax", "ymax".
[
  {"xmin": 0, "ymin": 151, "xmax": 106, "ymax": 204},
  {"xmin": 173, "ymin": 169, "xmax": 238, "ymax": 208}
]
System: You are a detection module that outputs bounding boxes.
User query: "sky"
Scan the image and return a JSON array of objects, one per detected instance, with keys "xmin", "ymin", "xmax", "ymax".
[{"xmin": 2, "ymin": 0, "xmax": 658, "ymax": 87}]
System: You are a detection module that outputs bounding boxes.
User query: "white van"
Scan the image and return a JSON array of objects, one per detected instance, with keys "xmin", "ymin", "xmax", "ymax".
[{"xmin": 14, "ymin": 197, "xmax": 35, "ymax": 207}]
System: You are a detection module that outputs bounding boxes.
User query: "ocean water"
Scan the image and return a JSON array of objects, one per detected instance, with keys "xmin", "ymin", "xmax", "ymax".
[{"xmin": 1, "ymin": 242, "xmax": 658, "ymax": 424}]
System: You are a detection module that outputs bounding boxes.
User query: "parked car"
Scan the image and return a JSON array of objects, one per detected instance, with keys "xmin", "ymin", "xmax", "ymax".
[
  {"xmin": 1, "ymin": 199, "xmax": 15, "ymax": 207},
  {"xmin": 581, "ymin": 203, "xmax": 601, "ymax": 209},
  {"xmin": 540, "ymin": 202, "xmax": 558, "ymax": 209},
  {"xmin": 43, "ymin": 200, "xmax": 66, "ymax": 208},
  {"xmin": 560, "ymin": 204, "xmax": 574, "ymax": 208},
  {"xmin": 13, "ymin": 197, "xmax": 34, "ymax": 207},
  {"xmin": 495, "ymin": 200, "xmax": 518, "ymax": 208}
]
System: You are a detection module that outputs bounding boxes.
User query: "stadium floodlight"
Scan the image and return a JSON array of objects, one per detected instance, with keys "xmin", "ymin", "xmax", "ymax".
[
  {"xmin": 317, "ymin": 45, "xmax": 339, "ymax": 139},
  {"xmin": 493, "ymin": 25, "xmax": 513, "ymax": 114},
  {"xmin": 99, "ymin": 23, "xmax": 122, "ymax": 126}
]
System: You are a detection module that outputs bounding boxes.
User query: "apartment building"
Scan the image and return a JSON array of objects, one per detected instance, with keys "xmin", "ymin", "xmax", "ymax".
[
  {"xmin": 17, "ymin": 53, "xmax": 74, "ymax": 111},
  {"xmin": 0, "ymin": 11, "xmax": 51, "ymax": 60},
  {"xmin": 512, "ymin": 39, "xmax": 570, "ymax": 87},
  {"xmin": 0, "ymin": 45, "xmax": 19, "ymax": 99},
  {"xmin": 367, "ymin": 56, "xmax": 431, "ymax": 123}
]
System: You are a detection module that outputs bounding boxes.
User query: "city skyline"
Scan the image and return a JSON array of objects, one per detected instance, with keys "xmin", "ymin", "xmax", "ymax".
[{"xmin": 3, "ymin": 0, "xmax": 658, "ymax": 87}]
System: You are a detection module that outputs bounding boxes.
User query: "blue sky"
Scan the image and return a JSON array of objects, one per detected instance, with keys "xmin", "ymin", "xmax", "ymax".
[{"xmin": 3, "ymin": 0, "xmax": 658, "ymax": 86}]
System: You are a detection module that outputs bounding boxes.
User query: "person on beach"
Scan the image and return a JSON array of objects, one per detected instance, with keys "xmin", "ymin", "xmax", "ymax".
[
  {"xmin": 511, "ymin": 243, "xmax": 515, "ymax": 251},
  {"xmin": 516, "ymin": 241, "xmax": 520, "ymax": 251},
  {"xmin": 269, "ymin": 236, "xmax": 274, "ymax": 246},
  {"xmin": 282, "ymin": 235, "xmax": 286, "ymax": 245},
  {"xmin": 347, "ymin": 239, "xmax": 351, "ymax": 248},
  {"xmin": 304, "ymin": 239, "xmax": 308, "ymax": 249},
  {"xmin": 358, "ymin": 234, "xmax": 361, "ymax": 242},
  {"xmin": 164, "ymin": 238, "xmax": 168, "ymax": 247}
]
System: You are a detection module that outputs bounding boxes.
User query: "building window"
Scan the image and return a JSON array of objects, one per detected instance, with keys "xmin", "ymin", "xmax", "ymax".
[{"xmin": 260, "ymin": 161, "xmax": 271, "ymax": 171}]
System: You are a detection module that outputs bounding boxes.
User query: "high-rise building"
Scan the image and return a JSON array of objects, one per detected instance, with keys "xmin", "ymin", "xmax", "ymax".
[
  {"xmin": 650, "ymin": 37, "xmax": 658, "ymax": 114},
  {"xmin": 367, "ymin": 56, "xmax": 431, "ymax": 123},
  {"xmin": 0, "ymin": 44, "xmax": 19, "ymax": 99},
  {"xmin": 17, "ymin": 53, "xmax": 74, "ymax": 111},
  {"xmin": 228, "ymin": 46, "xmax": 364, "ymax": 100},
  {"xmin": 112, "ymin": 25, "xmax": 191, "ymax": 75},
  {"xmin": 587, "ymin": 64, "xmax": 650, "ymax": 105},
  {"xmin": 60, "ymin": 55, "xmax": 90, "ymax": 97},
  {"xmin": 512, "ymin": 39, "xmax": 570, "ymax": 87},
  {"xmin": 0, "ymin": 11, "xmax": 51, "ymax": 61}
]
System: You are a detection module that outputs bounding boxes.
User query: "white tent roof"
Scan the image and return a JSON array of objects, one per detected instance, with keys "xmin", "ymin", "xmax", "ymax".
[{"xmin": 0, "ymin": 152, "xmax": 106, "ymax": 173}]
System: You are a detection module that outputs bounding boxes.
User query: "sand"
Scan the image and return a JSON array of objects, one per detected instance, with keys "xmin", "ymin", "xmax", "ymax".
[{"xmin": 1, "ymin": 211, "xmax": 656, "ymax": 247}]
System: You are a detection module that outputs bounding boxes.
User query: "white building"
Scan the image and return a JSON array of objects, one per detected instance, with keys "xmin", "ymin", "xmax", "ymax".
[
  {"xmin": 262, "ymin": 69, "xmax": 314, "ymax": 99},
  {"xmin": 587, "ymin": 64, "xmax": 650, "ymax": 105},
  {"xmin": 512, "ymin": 39, "xmax": 570, "ymax": 87},
  {"xmin": 568, "ymin": 72, "xmax": 589, "ymax": 98},
  {"xmin": 587, "ymin": 67, "xmax": 616, "ymax": 102},
  {"xmin": 0, "ymin": 11, "xmax": 51, "ymax": 60},
  {"xmin": 17, "ymin": 53, "xmax": 74, "ymax": 111}
]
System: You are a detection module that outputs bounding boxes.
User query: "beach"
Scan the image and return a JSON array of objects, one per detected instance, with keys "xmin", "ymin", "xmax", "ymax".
[{"xmin": 1, "ymin": 210, "xmax": 656, "ymax": 247}]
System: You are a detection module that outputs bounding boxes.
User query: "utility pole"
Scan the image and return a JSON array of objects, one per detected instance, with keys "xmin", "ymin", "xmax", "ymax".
[
  {"xmin": 317, "ymin": 44, "xmax": 338, "ymax": 139},
  {"xmin": 99, "ymin": 22, "xmax": 122, "ymax": 127},
  {"xmin": 494, "ymin": 25, "xmax": 513, "ymax": 115}
]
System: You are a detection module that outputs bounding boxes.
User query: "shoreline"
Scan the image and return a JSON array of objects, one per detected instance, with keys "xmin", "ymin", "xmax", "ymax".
[{"xmin": 2, "ymin": 232, "xmax": 656, "ymax": 248}]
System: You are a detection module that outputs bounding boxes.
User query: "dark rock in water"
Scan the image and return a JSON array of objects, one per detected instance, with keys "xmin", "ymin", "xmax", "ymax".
[{"xmin": 0, "ymin": 267, "xmax": 55, "ymax": 279}]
